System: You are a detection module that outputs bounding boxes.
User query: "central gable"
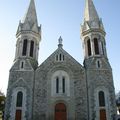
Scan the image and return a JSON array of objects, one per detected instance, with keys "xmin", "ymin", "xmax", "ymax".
[{"xmin": 37, "ymin": 46, "xmax": 84, "ymax": 72}]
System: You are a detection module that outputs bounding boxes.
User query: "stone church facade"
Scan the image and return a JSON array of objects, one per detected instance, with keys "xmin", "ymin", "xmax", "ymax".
[{"xmin": 5, "ymin": 0, "xmax": 117, "ymax": 120}]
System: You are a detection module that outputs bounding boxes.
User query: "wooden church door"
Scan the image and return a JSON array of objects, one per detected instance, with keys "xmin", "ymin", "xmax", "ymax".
[
  {"xmin": 100, "ymin": 109, "xmax": 107, "ymax": 120},
  {"xmin": 55, "ymin": 103, "xmax": 67, "ymax": 120},
  {"xmin": 15, "ymin": 110, "xmax": 22, "ymax": 120}
]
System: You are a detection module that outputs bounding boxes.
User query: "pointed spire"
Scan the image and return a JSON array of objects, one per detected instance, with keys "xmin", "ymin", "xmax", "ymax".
[
  {"xmin": 23, "ymin": 0, "xmax": 38, "ymax": 25},
  {"xmin": 58, "ymin": 36, "xmax": 63, "ymax": 48},
  {"xmin": 16, "ymin": 0, "xmax": 41, "ymax": 35},
  {"xmin": 84, "ymin": 0, "xmax": 99, "ymax": 21}
]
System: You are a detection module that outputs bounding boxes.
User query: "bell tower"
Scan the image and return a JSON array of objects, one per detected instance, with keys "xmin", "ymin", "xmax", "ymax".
[
  {"xmin": 81, "ymin": 0, "xmax": 107, "ymax": 60},
  {"xmin": 4, "ymin": 0, "xmax": 41, "ymax": 120},
  {"xmin": 81, "ymin": 0, "xmax": 117, "ymax": 119},
  {"xmin": 15, "ymin": 0, "xmax": 41, "ymax": 64}
]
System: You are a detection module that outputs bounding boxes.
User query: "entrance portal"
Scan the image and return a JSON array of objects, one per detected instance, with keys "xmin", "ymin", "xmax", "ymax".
[{"xmin": 55, "ymin": 103, "xmax": 67, "ymax": 120}]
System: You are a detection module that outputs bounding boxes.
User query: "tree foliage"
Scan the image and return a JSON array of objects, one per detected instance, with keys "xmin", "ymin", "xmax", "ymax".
[{"xmin": 0, "ymin": 91, "xmax": 5, "ymax": 111}]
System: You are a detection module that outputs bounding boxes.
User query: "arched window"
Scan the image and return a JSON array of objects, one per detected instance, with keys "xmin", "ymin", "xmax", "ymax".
[
  {"xmin": 94, "ymin": 38, "xmax": 99, "ymax": 55},
  {"xmin": 15, "ymin": 91, "xmax": 23, "ymax": 120},
  {"xmin": 30, "ymin": 41, "xmax": 34, "ymax": 57},
  {"xmin": 16, "ymin": 91, "xmax": 23, "ymax": 107},
  {"xmin": 56, "ymin": 77, "xmax": 59, "ymax": 93},
  {"xmin": 87, "ymin": 39, "xmax": 91, "ymax": 56},
  {"xmin": 62, "ymin": 77, "xmax": 65, "ymax": 93},
  {"xmin": 56, "ymin": 76, "xmax": 66, "ymax": 94},
  {"xmin": 59, "ymin": 54, "xmax": 62, "ymax": 61},
  {"xmin": 98, "ymin": 91, "xmax": 107, "ymax": 120},
  {"xmin": 99, "ymin": 91, "xmax": 105, "ymax": 107},
  {"xmin": 22, "ymin": 39, "xmax": 28, "ymax": 56},
  {"xmin": 52, "ymin": 70, "xmax": 69, "ymax": 96}
]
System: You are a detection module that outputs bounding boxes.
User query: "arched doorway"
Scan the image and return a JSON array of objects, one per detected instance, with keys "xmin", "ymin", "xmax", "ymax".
[{"xmin": 55, "ymin": 103, "xmax": 67, "ymax": 120}]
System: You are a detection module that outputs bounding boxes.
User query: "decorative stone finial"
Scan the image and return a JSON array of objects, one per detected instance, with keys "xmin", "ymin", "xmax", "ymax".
[{"xmin": 58, "ymin": 36, "xmax": 63, "ymax": 48}]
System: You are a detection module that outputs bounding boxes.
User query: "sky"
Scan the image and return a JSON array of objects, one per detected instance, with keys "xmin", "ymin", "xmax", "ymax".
[{"xmin": 0, "ymin": 0, "xmax": 120, "ymax": 95}]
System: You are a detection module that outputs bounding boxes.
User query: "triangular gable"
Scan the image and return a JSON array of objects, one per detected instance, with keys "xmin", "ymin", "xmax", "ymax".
[{"xmin": 37, "ymin": 47, "xmax": 84, "ymax": 70}]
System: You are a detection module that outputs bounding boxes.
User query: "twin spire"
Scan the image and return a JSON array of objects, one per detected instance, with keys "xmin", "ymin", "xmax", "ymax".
[
  {"xmin": 25, "ymin": 0, "xmax": 99, "ymax": 23},
  {"xmin": 17, "ymin": 0, "xmax": 104, "ymax": 40}
]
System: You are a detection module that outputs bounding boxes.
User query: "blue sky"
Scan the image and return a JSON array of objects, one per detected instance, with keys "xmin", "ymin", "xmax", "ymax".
[{"xmin": 0, "ymin": 0, "xmax": 120, "ymax": 94}]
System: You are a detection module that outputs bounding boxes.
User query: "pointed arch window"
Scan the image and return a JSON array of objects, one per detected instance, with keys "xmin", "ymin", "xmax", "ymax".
[
  {"xmin": 99, "ymin": 91, "xmax": 105, "ymax": 107},
  {"xmin": 87, "ymin": 39, "xmax": 91, "ymax": 56},
  {"xmin": 30, "ymin": 41, "xmax": 34, "ymax": 57},
  {"xmin": 22, "ymin": 39, "xmax": 28, "ymax": 56},
  {"xmin": 94, "ymin": 38, "xmax": 99, "ymax": 55}
]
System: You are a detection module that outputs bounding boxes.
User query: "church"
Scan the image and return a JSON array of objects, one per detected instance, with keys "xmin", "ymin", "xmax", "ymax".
[{"xmin": 4, "ymin": 0, "xmax": 117, "ymax": 120}]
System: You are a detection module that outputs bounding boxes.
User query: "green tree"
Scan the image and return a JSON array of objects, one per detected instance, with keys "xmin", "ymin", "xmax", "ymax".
[{"xmin": 0, "ymin": 91, "xmax": 5, "ymax": 111}]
